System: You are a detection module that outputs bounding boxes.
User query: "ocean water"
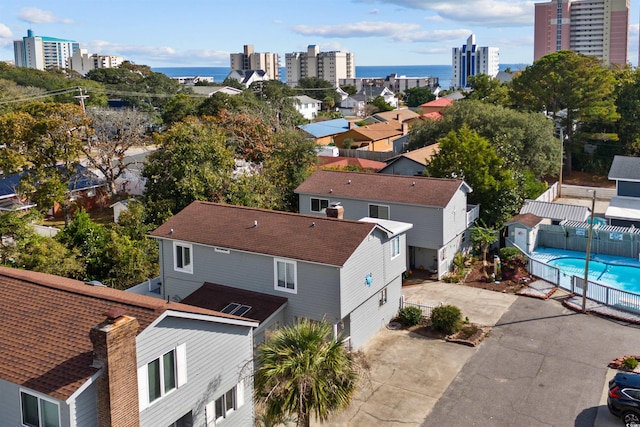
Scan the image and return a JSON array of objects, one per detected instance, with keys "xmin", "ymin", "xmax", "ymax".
[{"xmin": 153, "ymin": 64, "xmax": 527, "ymax": 90}]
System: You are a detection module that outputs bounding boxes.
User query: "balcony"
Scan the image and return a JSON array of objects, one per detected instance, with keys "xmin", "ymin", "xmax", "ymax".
[{"xmin": 466, "ymin": 204, "xmax": 480, "ymax": 226}]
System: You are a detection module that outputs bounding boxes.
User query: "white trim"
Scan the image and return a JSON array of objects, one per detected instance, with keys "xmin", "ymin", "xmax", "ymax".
[
  {"xmin": 66, "ymin": 370, "xmax": 101, "ymax": 404},
  {"xmin": 205, "ymin": 401, "xmax": 215, "ymax": 426},
  {"xmin": 368, "ymin": 203, "xmax": 390, "ymax": 220},
  {"xmin": 390, "ymin": 236, "xmax": 401, "ymax": 259},
  {"xmin": 310, "ymin": 197, "xmax": 329, "ymax": 213},
  {"xmin": 176, "ymin": 343, "xmax": 187, "ymax": 387},
  {"xmin": 236, "ymin": 380, "xmax": 245, "ymax": 408},
  {"xmin": 138, "ymin": 365, "xmax": 149, "ymax": 410},
  {"xmin": 173, "ymin": 241, "xmax": 193, "ymax": 274},
  {"xmin": 19, "ymin": 388, "xmax": 61, "ymax": 427},
  {"xmin": 274, "ymin": 258, "xmax": 297, "ymax": 294}
]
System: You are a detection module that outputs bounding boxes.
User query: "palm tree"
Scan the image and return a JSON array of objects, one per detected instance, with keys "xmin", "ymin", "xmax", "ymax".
[{"xmin": 254, "ymin": 319, "xmax": 359, "ymax": 427}]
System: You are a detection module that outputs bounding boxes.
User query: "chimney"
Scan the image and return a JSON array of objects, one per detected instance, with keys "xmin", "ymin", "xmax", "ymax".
[
  {"xmin": 348, "ymin": 121, "xmax": 355, "ymax": 130},
  {"xmin": 90, "ymin": 308, "xmax": 140, "ymax": 427},
  {"xmin": 325, "ymin": 202, "xmax": 344, "ymax": 219},
  {"xmin": 402, "ymin": 122, "xmax": 409, "ymax": 135}
]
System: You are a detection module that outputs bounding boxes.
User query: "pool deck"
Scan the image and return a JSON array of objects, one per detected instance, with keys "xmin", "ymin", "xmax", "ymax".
[{"xmin": 564, "ymin": 295, "xmax": 640, "ymax": 325}]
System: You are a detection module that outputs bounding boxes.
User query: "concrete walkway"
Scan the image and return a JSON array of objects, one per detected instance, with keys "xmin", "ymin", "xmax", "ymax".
[{"xmin": 316, "ymin": 282, "xmax": 517, "ymax": 426}]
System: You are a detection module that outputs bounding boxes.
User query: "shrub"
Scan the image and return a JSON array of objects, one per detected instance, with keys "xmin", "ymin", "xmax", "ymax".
[
  {"xmin": 431, "ymin": 305, "xmax": 462, "ymax": 334},
  {"xmin": 398, "ymin": 306, "xmax": 423, "ymax": 326},
  {"xmin": 624, "ymin": 357, "xmax": 639, "ymax": 370},
  {"xmin": 442, "ymin": 273, "xmax": 462, "ymax": 283}
]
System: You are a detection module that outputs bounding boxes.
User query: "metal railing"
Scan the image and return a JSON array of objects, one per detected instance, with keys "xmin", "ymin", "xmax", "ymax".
[
  {"xmin": 400, "ymin": 295, "xmax": 436, "ymax": 318},
  {"xmin": 528, "ymin": 258, "xmax": 640, "ymax": 315}
]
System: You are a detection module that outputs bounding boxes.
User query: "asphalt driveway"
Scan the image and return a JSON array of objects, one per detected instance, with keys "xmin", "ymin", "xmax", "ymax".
[{"xmin": 423, "ymin": 294, "xmax": 640, "ymax": 427}]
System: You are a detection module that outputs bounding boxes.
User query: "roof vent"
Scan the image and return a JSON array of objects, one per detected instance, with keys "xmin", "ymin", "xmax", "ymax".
[
  {"xmin": 348, "ymin": 179, "xmax": 351, "ymax": 184},
  {"xmin": 87, "ymin": 280, "xmax": 105, "ymax": 287},
  {"xmin": 311, "ymin": 222, "xmax": 316, "ymax": 228},
  {"xmin": 412, "ymin": 181, "xmax": 416, "ymax": 186},
  {"xmin": 253, "ymin": 220, "xmax": 258, "ymax": 228},
  {"xmin": 330, "ymin": 188, "xmax": 333, "ymax": 193},
  {"xmin": 169, "ymin": 228, "xmax": 174, "ymax": 235},
  {"xmin": 104, "ymin": 307, "xmax": 126, "ymax": 322}
]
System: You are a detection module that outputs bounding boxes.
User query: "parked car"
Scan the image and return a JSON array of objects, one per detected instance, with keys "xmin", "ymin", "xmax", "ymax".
[{"xmin": 608, "ymin": 372, "xmax": 640, "ymax": 424}]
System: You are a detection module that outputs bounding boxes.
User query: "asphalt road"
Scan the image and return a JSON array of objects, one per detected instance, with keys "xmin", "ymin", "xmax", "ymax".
[{"xmin": 423, "ymin": 295, "xmax": 640, "ymax": 427}]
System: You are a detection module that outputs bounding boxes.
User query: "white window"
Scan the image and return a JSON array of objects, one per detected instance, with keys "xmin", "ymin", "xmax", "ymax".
[
  {"xmin": 310, "ymin": 198, "xmax": 329, "ymax": 213},
  {"xmin": 206, "ymin": 381, "xmax": 245, "ymax": 423},
  {"xmin": 20, "ymin": 390, "xmax": 60, "ymax": 427},
  {"xmin": 369, "ymin": 204, "xmax": 390, "ymax": 220},
  {"xmin": 174, "ymin": 242, "xmax": 193, "ymax": 273},
  {"xmin": 138, "ymin": 344, "xmax": 187, "ymax": 409},
  {"xmin": 379, "ymin": 287, "xmax": 388, "ymax": 306},
  {"xmin": 391, "ymin": 236, "xmax": 401, "ymax": 259},
  {"xmin": 274, "ymin": 259, "xmax": 297, "ymax": 293}
]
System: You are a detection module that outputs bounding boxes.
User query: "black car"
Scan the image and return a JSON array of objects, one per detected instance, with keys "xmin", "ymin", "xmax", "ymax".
[{"xmin": 608, "ymin": 372, "xmax": 640, "ymax": 425}]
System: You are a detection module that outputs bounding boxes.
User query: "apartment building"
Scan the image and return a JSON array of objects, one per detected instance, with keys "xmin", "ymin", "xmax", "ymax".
[
  {"xmin": 451, "ymin": 34, "xmax": 499, "ymax": 89},
  {"xmin": 339, "ymin": 74, "xmax": 439, "ymax": 94},
  {"xmin": 69, "ymin": 48, "xmax": 124, "ymax": 75},
  {"xmin": 534, "ymin": 0, "xmax": 629, "ymax": 66},
  {"xmin": 13, "ymin": 29, "xmax": 79, "ymax": 70},
  {"xmin": 285, "ymin": 45, "xmax": 355, "ymax": 87},
  {"xmin": 230, "ymin": 44, "xmax": 280, "ymax": 81}
]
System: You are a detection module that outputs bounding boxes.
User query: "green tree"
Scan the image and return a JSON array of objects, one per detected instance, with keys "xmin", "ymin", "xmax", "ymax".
[
  {"xmin": 369, "ymin": 95, "xmax": 394, "ymax": 112},
  {"xmin": 510, "ymin": 50, "xmax": 618, "ymax": 174},
  {"xmin": 426, "ymin": 125, "xmax": 517, "ymax": 226},
  {"xmin": 403, "ymin": 87, "xmax": 435, "ymax": 107},
  {"xmin": 340, "ymin": 84, "xmax": 357, "ymax": 96},
  {"xmin": 615, "ymin": 68, "xmax": 640, "ymax": 155},
  {"xmin": 464, "ymin": 74, "xmax": 510, "ymax": 106},
  {"xmin": 57, "ymin": 209, "xmax": 110, "ymax": 280},
  {"xmin": 162, "ymin": 93, "xmax": 203, "ymax": 125},
  {"xmin": 409, "ymin": 100, "xmax": 559, "ymax": 179},
  {"xmin": 254, "ymin": 319, "xmax": 359, "ymax": 427},
  {"xmin": 142, "ymin": 118, "xmax": 235, "ymax": 223},
  {"xmin": 297, "ymin": 77, "xmax": 341, "ymax": 109}
]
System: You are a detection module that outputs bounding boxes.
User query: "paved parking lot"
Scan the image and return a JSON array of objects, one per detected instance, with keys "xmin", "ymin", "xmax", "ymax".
[{"xmin": 317, "ymin": 282, "xmax": 640, "ymax": 426}]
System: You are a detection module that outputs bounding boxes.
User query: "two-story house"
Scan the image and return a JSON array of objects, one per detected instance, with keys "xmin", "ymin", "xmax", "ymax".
[
  {"xmin": 295, "ymin": 170, "xmax": 477, "ymax": 278},
  {"xmin": 292, "ymin": 95, "xmax": 322, "ymax": 120},
  {"xmin": 606, "ymin": 155, "xmax": 640, "ymax": 227},
  {"xmin": 0, "ymin": 267, "xmax": 256, "ymax": 427},
  {"xmin": 150, "ymin": 201, "xmax": 411, "ymax": 350}
]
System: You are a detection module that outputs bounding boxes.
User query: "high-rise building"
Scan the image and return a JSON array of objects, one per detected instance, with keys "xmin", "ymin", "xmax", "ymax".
[
  {"xmin": 451, "ymin": 34, "xmax": 499, "ymax": 89},
  {"xmin": 285, "ymin": 45, "xmax": 355, "ymax": 87},
  {"xmin": 69, "ymin": 48, "xmax": 124, "ymax": 75},
  {"xmin": 230, "ymin": 45, "xmax": 280, "ymax": 81},
  {"xmin": 534, "ymin": 0, "xmax": 629, "ymax": 66},
  {"xmin": 13, "ymin": 29, "xmax": 79, "ymax": 70}
]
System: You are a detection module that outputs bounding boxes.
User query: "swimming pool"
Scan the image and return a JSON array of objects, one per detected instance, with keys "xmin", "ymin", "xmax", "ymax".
[{"xmin": 530, "ymin": 247, "xmax": 640, "ymax": 293}]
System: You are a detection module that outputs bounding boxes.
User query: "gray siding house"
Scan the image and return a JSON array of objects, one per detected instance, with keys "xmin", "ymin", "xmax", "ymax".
[
  {"xmin": 150, "ymin": 201, "xmax": 412, "ymax": 350},
  {"xmin": 0, "ymin": 267, "xmax": 256, "ymax": 427},
  {"xmin": 607, "ymin": 155, "xmax": 640, "ymax": 227},
  {"xmin": 295, "ymin": 170, "xmax": 477, "ymax": 278}
]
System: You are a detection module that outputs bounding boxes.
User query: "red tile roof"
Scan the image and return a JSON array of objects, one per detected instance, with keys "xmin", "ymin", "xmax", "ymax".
[
  {"xmin": 421, "ymin": 111, "xmax": 444, "ymax": 120},
  {"xmin": 0, "ymin": 267, "xmax": 240, "ymax": 400},
  {"xmin": 420, "ymin": 98, "xmax": 454, "ymax": 108},
  {"xmin": 295, "ymin": 170, "xmax": 469, "ymax": 208},
  {"xmin": 150, "ymin": 202, "xmax": 376, "ymax": 266}
]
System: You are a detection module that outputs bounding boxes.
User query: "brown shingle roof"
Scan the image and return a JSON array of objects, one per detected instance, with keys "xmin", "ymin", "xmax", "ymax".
[
  {"xmin": 318, "ymin": 156, "xmax": 387, "ymax": 172},
  {"xmin": 398, "ymin": 144, "xmax": 440, "ymax": 166},
  {"xmin": 349, "ymin": 120, "xmax": 403, "ymax": 141},
  {"xmin": 295, "ymin": 170, "xmax": 469, "ymax": 208},
  {"xmin": 182, "ymin": 282, "xmax": 288, "ymax": 323},
  {"xmin": 0, "ymin": 267, "xmax": 242, "ymax": 401},
  {"xmin": 150, "ymin": 202, "xmax": 376, "ymax": 266},
  {"xmin": 504, "ymin": 213, "xmax": 543, "ymax": 228}
]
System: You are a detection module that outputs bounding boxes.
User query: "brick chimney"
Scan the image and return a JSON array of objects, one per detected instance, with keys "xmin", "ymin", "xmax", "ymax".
[
  {"xmin": 402, "ymin": 122, "xmax": 409, "ymax": 135},
  {"xmin": 348, "ymin": 121, "xmax": 355, "ymax": 130},
  {"xmin": 326, "ymin": 202, "xmax": 344, "ymax": 219},
  {"xmin": 89, "ymin": 308, "xmax": 140, "ymax": 427}
]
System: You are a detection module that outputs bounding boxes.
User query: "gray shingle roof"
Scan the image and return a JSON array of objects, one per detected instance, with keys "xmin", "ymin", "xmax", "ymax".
[{"xmin": 608, "ymin": 155, "xmax": 640, "ymax": 181}]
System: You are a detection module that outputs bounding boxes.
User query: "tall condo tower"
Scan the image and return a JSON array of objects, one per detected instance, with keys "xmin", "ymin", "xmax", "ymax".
[
  {"xmin": 285, "ymin": 45, "xmax": 355, "ymax": 87},
  {"xmin": 534, "ymin": 0, "xmax": 629, "ymax": 66},
  {"xmin": 229, "ymin": 45, "xmax": 280, "ymax": 81},
  {"xmin": 451, "ymin": 34, "xmax": 499, "ymax": 89},
  {"xmin": 14, "ymin": 29, "xmax": 79, "ymax": 70}
]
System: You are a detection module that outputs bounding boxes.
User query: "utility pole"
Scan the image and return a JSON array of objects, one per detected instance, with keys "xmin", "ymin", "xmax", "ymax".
[
  {"xmin": 74, "ymin": 86, "xmax": 89, "ymax": 114},
  {"xmin": 559, "ymin": 126, "xmax": 564, "ymax": 198},
  {"xmin": 582, "ymin": 190, "xmax": 596, "ymax": 313}
]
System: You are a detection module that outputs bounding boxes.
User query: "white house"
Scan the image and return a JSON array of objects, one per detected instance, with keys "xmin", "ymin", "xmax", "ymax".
[{"xmin": 292, "ymin": 95, "xmax": 322, "ymax": 120}]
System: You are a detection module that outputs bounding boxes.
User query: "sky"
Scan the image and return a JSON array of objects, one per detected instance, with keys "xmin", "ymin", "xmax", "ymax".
[{"xmin": 0, "ymin": 0, "xmax": 638, "ymax": 68}]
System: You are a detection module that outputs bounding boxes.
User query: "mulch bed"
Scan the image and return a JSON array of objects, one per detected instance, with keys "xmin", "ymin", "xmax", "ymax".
[
  {"xmin": 461, "ymin": 260, "xmax": 531, "ymax": 294},
  {"xmin": 406, "ymin": 322, "xmax": 491, "ymax": 347}
]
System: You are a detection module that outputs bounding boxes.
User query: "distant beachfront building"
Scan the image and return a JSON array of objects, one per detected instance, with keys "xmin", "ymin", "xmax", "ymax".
[
  {"xmin": 69, "ymin": 48, "xmax": 124, "ymax": 75},
  {"xmin": 451, "ymin": 34, "xmax": 499, "ymax": 90},
  {"xmin": 14, "ymin": 29, "xmax": 79, "ymax": 70},
  {"xmin": 285, "ymin": 45, "xmax": 355, "ymax": 87},
  {"xmin": 339, "ymin": 74, "xmax": 439, "ymax": 94},
  {"xmin": 230, "ymin": 45, "xmax": 280, "ymax": 81},
  {"xmin": 534, "ymin": 0, "xmax": 629, "ymax": 66}
]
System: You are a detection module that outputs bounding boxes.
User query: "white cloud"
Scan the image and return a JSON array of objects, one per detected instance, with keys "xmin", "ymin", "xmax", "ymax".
[
  {"xmin": 291, "ymin": 21, "xmax": 420, "ymax": 40},
  {"xmin": 424, "ymin": 15, "xmax": 444, "ymax": 22},
  {"xmin": 357, "ymin": 0, "xmax": 536, "ymax": 26},
  {"xmin": 0, "ymin": 24, "xmax": 12, "ymax": 39},
  {"xmin": 18, "ymin": 7, "xmax": 73, "ymax": 24},
  {"xmin": 401, "ymin": 29, "xmax": 474, "ymax": 43},
  {"xmin": 84, "ymin": 40, "xmax": 230, "ymax": 66},
  {"xmin": 273, "ymin": 19, "xmax": 284, "ymax": 25},
  {"xmin": 369, "ymin": 8, "xmax": 380, "ymax": 14}
]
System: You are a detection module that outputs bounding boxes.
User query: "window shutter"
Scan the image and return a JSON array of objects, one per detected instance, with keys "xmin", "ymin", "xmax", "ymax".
[
  {"xmin": 176, "ymin": 343, "xmax": 187, "ymax": 387},
  {"xmin": 236, "ymin": 380, "xmax": 245, "ymax": 407},
  {"xmin": 205, "ymin": 401, "xmax": 215, "ymax": 426},
  {"xmin": 137, "ymin": 365, "xmax": 149, "ymax": 410}
]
